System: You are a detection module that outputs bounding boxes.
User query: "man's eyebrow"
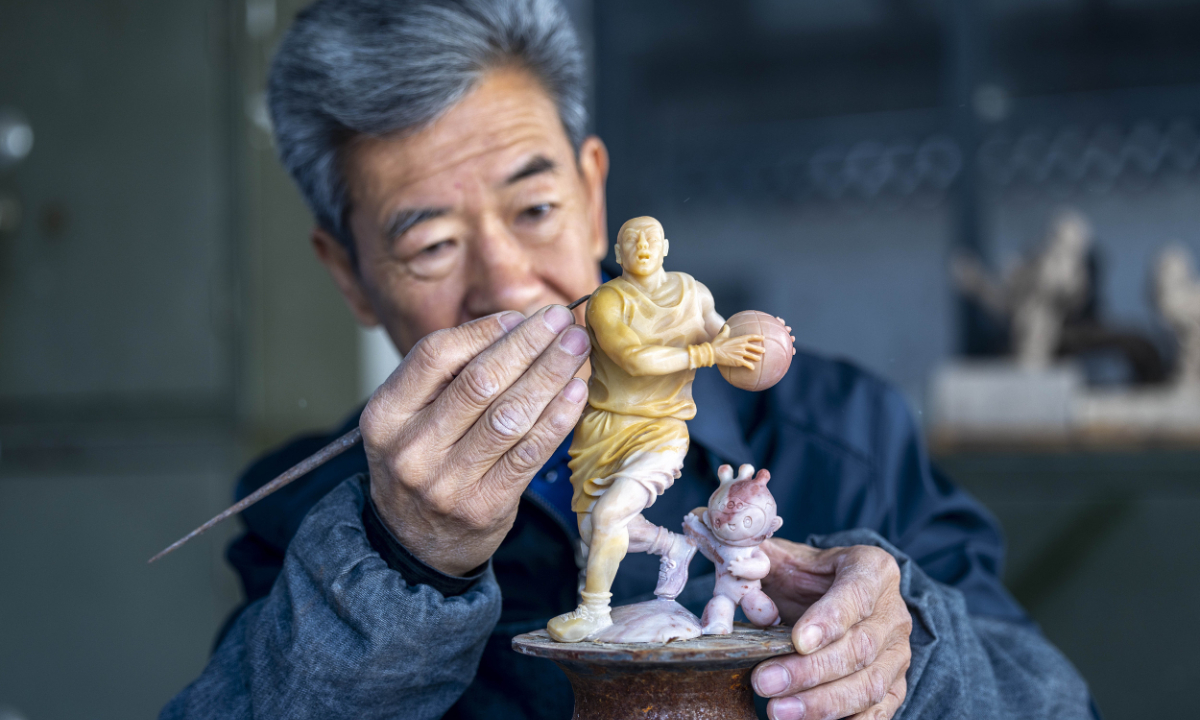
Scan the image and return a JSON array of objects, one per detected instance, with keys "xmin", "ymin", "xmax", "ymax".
[
  {"xmin": 505, "ymin": 155, "xmax": 557, "ymax": 185},
  {"xmin": 384, "ymin": 207, "xmax": 449, "ymax": 240}
]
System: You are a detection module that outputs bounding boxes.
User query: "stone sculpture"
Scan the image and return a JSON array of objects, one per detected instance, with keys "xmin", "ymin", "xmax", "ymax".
[
  {"xmin": 952, "ymin": 209, "xmax": 1092, "ymax": 369},
  {"xmin": 683, "ymin": 464, "xmax": 784, "ymax": 635},
  {"xmin": 546, "ymin": 216, "xmax": 794, "ymax": 643},
  {"xmin": 1154, "ymin": 244, "xmax": 1200, "ymax": 387}
]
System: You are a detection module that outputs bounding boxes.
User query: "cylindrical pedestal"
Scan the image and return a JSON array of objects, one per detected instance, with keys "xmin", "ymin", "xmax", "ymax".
[{"xmin": 512, "ymin": 624, "xmax": 793, "ymax": 720}]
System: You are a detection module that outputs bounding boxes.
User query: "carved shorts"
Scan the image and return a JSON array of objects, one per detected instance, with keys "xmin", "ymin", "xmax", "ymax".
[{"xmin": 567, "ymin": 407, "xmax": 690, "ymax": 514}]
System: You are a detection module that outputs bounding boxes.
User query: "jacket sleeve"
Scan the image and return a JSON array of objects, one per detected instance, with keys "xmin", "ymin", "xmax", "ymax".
[
  {"xmin": 808, "ymin": 529, "xmax": 1094, "ymax": 720},
  {"xmin": 160, "ymin": 475, "xmax": 503, "ymax": 720}
]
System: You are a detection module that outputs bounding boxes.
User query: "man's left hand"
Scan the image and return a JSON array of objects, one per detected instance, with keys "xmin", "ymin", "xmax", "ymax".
[{"xmin": 752, "ymin": 539, "xmax": 913, "ymax": 720}]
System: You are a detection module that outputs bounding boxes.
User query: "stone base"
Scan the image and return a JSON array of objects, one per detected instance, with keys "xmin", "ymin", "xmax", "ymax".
[
  {"xmin": 590, "ymin": 599, "xmax": 702, "ymax": 644},
  {"xmin": 929, "ymin": 362, "xmax": 1200, "ymax": 449},
  {"xmin": 930, "ymin": 361, "xmax": 1081, "ymax": 434},
  {"xmin": 1075, "ymin": 385, "xmax": 1200, "ymax": 433},
  {"xmin": 513, "ymin": 623, "xmax": 793, "ymax": 720}
]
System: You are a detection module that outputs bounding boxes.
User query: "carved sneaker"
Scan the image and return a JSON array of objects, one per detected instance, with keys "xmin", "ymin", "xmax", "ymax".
[
  {"xmin": 653, "ymin": 535, "xmax": 698, "ymax": 601},
  {"xmin": 546, "ymin": 593, "xmax": 613, "ymax": 643}
]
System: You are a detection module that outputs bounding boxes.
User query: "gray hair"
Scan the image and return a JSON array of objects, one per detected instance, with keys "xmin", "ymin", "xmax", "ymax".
[{"xmin": 268, "ymin": 0, "xmax": 587, "ymax": 251}]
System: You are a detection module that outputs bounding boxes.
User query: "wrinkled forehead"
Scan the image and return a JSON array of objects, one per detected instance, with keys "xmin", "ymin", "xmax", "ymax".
[
  {"xmin": 1053, "ymin": 214, "xmax": 1090, "ymax": 243},
  {"xmin": 342, "ymin": 68, "xmax": 573, "ymax": 213}
]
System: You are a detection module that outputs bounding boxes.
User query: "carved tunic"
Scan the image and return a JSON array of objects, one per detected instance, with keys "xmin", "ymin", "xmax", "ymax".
[{"xmin": 584, "ymin": 273, "xmax": 710, "ymax": 420}]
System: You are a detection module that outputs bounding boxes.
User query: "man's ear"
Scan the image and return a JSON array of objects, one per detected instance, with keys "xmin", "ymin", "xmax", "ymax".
[
  {"xmin": 310, "ymin": 227, "xmax": 381, "ymax": 327},
  {"xmin": 769, "ymin": 516, "xmax": 784, "ymax": 534},
  {"xmin": 578, "ymin": 135, "xmax": 610, "ymax": 263},
  {"xmin": 663, "ymin": 238, "xmax": 670, "ymax": 257}
]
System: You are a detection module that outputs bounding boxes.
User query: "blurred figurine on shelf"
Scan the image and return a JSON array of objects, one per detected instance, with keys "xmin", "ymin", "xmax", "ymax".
[
  {"xmin": 683, "ymin": 464, "xmax": 783, "ymax": 635},
  {"xmin": 1154, "ymin": 244, "xmax": 1200, "ymax": 387},
  {"xmin": 1069, "ymin": 242, "xmax": 1200, "ymax": 433},
  {"xmin": 952, "ymin": 208, "xmax": 1092, "ymax": 369},
  {"xmin": 546, "ymin": 216, "xmax": 794, "ymax": 643}
]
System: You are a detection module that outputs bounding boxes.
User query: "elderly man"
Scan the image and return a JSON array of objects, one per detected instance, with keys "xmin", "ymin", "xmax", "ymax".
[{"xmin": 162, "ymin": 1, "xmax": 1096, "ymax": 719}]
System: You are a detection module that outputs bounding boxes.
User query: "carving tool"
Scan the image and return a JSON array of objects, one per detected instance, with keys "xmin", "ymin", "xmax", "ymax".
[{"xmin": 149, "ymin": 294, "xmax": 592, "ymax": 563}]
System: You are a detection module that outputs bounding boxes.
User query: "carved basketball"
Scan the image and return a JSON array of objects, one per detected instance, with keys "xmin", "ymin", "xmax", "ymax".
[{"xmin": 718, "ymin": 311, "xmax": 794, "ymax": 392}]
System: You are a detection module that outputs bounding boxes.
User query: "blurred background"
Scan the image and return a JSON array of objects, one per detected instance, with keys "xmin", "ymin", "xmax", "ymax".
[{"xmin": 1, "ymin": 0, "xmax": 1198, "ymax": 718}]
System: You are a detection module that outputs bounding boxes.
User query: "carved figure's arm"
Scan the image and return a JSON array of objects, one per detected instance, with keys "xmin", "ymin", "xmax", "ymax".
[
  {"xmin": 682, "ymin": 510, "xmax": 721, "ymax": 564},
  {"xmin": 589, "ymin": 288, "xmax": 714, "ymax": 375},
  {"xmin": 698, "ymin": 283, "xmax": 726, "ymax": 341},
  {"xmin": 693, "ymin": 281, "xmax": 767, "ymax": 371},
  {"xmin": 728, "ymin": 547, "xmax": 771, "ymax": 581},
  {"xmin": 951, "ymin": 252, "xmax": 1009, "ymax": 315}
]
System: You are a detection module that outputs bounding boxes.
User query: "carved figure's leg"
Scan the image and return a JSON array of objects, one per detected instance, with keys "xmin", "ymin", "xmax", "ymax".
[
  {"xmin": 627, "ymin": 515, "xmax": 697, "ymax": 600},
  {"xmin": 700, "ymin": 594, "xmax": 736, "ymax": 635},
  {"xmin": 552, "ymin": 425, "xmax": 689, "ymax": 643},
  {"xmin": 583, "ymin": 477, "xmax": 651, "ymax": 595},
  {"xmin": 740, "ymin": 587, "xmax": 781, "ymax": 627},
  {"xmin": 573, "ymin": 437, "xmax": 689, "ymax": 601},
  {"xmin": 1015, "ymin": 301, "xmax": 1056, "ymax": 369},
  {"xmin": 547, "ymin": 478, "xmax": 650, "ymax": 642},
  {"xmin": 575, "ymin": 514, "xmax": 592, "ymax": 597}
]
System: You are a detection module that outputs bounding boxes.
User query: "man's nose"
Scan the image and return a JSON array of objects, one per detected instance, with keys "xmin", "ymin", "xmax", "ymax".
[{"xmin": 463, "ymin": 218, "xmax": 543, "ymax": 318}]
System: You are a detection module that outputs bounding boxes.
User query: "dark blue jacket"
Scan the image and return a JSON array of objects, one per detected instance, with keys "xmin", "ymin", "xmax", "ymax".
[{"xmin": 162, "ymin": 352, "xmax": 1095, "ymax": 720}]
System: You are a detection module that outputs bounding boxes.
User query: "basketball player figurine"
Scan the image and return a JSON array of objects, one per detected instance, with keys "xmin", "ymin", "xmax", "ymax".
[
  {"xmin": 1155, "ymin": 244, "xmax": 1200, "ymax": 387},
  {"xmin": 683, "ymin": 463, "xmax": 784, "ymax": 635},
  {"xmin": 547, "ymin": 216, "xmax": 795, "ymax": 643},
  {"xmin": 951, "ymin": 209, "xmax": 1092, "ymax": 370}
]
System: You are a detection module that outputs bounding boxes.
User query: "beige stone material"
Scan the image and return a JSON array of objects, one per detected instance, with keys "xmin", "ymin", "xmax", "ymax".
[{"xmin": 546, "ymin": 216, "xmax": 794, "ymax": 643}]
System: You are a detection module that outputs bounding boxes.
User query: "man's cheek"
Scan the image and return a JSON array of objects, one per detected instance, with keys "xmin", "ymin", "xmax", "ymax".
[
  {"xmin": 386, "ymin": 288, "xmax": 461, "ymax": 350},
  {"xmin": 536, "ymin": 249, "xmax": 595, "ymax": 303}
]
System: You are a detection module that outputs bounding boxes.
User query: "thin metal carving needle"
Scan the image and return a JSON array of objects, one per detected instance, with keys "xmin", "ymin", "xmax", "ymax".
[{"xmin": 149, "ymin": 294, "xmax": 592, "ymax": 564}]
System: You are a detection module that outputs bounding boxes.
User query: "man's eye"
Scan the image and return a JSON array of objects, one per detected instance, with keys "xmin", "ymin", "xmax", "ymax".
[
  {"xmin": 420, "ymin": 240, "xmax": 454, "ymax": 256},
  {"xmin": 520, "ymin": 203, "xmax": 554, "ymax": 221}
]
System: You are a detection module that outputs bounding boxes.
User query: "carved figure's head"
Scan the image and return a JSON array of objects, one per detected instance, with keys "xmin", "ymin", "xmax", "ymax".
[
  {"xmin": 1157, "ymin": 244, "xmax": 1195, "ymax": 291},
  {"xmin": 1048, "ymin": 208, "xmax": 1092, "ymax": 258},
  {"xmin": 1155, "ymin": 245, "xmax": 1197, "ymax": 324},
  {"xmin": 707, "ymin": 464, "xmax": 783, "ymax": 547},
  {"xmin": 614, "ymin": 216, "xmax": 668, "ymax": 278}
]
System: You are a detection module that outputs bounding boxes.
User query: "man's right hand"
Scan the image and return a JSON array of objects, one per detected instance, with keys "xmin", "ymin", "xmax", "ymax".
[
  {"xmin": 360, "ymin": 305, "xmax": 591, "ymax": 577},
  {"xmin": 712, "ymin": 324, "xmax": 765, "ymax": 370}
]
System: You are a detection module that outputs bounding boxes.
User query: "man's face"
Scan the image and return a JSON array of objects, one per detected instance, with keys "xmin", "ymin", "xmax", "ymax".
[
  {"xmin": 314, "ymin": 68, "xmax": 609, "ymax": 355},
  {"xmin": 617, "ymin": 221, "xmax": 666, "ymax": 278}
]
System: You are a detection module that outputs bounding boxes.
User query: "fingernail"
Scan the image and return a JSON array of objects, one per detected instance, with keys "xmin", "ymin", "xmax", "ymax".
[
  {"xmin": 498, "ymin": 312, "xmax": 524, "ymax": 332},
  {"xmin": 543, "ymin": 305, "xmax": 573, "ymax": 333},
  {"xmin": 559, "ymin": 326, "xmax": 590, "ymax": 356},
  {"xmin": 770, "ymin": 696, "xmax": 805, "ymax": 720},
  {"xmin": 563, "ymin": 377, "xmax": 587, "ymax": 403},
  {"xmin": 755, "ymin": 664, "xmax": 791, "ymax": 696},
  {"xmin": 796, "ymin": 625, "xmax": 823, "ymax": 654}
]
